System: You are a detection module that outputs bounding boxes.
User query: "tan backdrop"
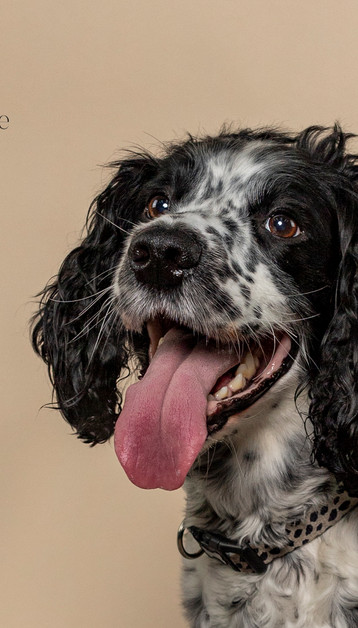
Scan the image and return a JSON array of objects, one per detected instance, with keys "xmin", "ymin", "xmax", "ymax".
[{"xmin": 3, "ymin": 1, "xmax": 358, "ymax": 626}]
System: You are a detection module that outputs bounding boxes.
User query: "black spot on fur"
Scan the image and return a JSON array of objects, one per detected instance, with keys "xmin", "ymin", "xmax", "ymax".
[
  {"xmin": 215, "ymin": 260, "xmax": 235, "ymax": 281},
  {"xmin": 240, "ymin": 284, "xmax": 251, "ymax": 302},
  {"xmin": 183, "ymin": 593, "xmax": 204, "ymax": 622},
  {"xmin": 245, "ymin": 247, "xmax": 258, "ymax": 274},
  {"xmin": 232, "ymin": 260, "xmax": 244, "ymax": 276},
  {"xmin": 243, "ymin": 271, "xmax": 255, "ymax": 283},
  {"xmin": 224, "ymin": 232, "xmax": 235, "ymax": 250},
  {"xmin": 243, "ymin": 450, "xmax": 258, "ymax": 463},
  {"xmin": 209, "ymin": 286, "xmax": 241, "ymax": 317},
  {"xmin": 223, "ymin": 217, "xmax": 239, "ymax": 234},
  {"xmin": 206, "ymin": 225, "xmax": 222, "ymax": 242},
  {"xmin": 216, "ymin": 179, "xmax": 223, "ymax": 194},
  {"xmin": 201, "ymin": 177, "xmax": 223, "ymax": 199},
  {"xmin": 343, "ymin": 607, "xmax": 358, "ymax": 628}
]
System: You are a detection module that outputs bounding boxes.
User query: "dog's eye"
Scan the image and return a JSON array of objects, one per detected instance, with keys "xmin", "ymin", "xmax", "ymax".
[
  {"xmin": 265, "ymin": 215, "xmax": 302, "ymax": 238},
  {"xmin": 145, "ymin": 196, "xmax": 170, "ymax": 219}
]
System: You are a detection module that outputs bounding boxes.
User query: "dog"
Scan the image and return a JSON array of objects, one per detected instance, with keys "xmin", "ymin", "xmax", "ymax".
[{"xmin": 32, "ymin": 125, "xmax": 358, "ymax": 627}]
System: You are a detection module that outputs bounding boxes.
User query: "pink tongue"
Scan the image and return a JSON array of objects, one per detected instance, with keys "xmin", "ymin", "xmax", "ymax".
[{"xmin": 114, "ymin": 328, "xmax": 237, "ymax": 490}]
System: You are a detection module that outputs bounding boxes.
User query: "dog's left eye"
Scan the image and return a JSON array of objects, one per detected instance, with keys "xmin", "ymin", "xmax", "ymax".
[
  {"xmin": 145, "ymin": 196, "xmax": 170, "ymax": 219},
  {"xmin": 265, "ymin": 215, "xmax": 302, "ymax": 238}
]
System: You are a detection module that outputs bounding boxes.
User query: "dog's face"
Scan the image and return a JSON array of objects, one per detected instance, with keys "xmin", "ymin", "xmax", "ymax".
[
  {"xmin": 32, "ymin": 127, "xmax": 358, "ymax": 491},
  {"xmin": 112, "ymin": 139, "xmax": 339, "ymax": 489}
]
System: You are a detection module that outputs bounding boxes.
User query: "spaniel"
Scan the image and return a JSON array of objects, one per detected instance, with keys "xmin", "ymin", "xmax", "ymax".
[{"xmin": 33, "ymin": 125, "xmax": 358, "ymax": 627}]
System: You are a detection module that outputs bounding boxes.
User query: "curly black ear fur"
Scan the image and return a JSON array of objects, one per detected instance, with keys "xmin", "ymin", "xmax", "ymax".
[
  {"xmin": 304, "ymin": 126, "xmax": 358, "ymax": 489},
  {"xmin": 32, "ymin": 154, "xmax": 158, "ymax": 444}
]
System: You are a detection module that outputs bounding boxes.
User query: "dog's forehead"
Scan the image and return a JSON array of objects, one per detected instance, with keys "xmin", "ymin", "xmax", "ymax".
[
  {"xmin": 183, "ymin": 140, "xmax": 286, "ymax": 199},
  {"xmin": 171, "ymin": 141, "xmax": 285, "ymax": 211},
  {"xmin": 199, "ymin": 141, "xmax": 272, "ymax": 180}
]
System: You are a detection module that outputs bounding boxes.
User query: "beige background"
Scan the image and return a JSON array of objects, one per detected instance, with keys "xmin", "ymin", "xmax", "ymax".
[{"xmin": 3, "ymin": 1, "xmax": 358, "ymax": 626}]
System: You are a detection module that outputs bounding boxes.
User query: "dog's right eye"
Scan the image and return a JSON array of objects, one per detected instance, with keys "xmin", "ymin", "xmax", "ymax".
[{"xmin": 145, "ymin": 196, "xmax": 170, "ymax": 219}]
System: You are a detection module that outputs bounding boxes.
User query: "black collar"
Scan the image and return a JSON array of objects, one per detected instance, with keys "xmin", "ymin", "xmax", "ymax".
[{"xmin": 177, "ymin": 483, "xmax": 358, "ymax": 574}]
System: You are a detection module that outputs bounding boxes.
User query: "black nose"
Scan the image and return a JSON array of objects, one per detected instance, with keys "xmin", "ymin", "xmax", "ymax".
[{"xmin": 129, "ymin": 225, "xmax": 202, "ymax": 288}]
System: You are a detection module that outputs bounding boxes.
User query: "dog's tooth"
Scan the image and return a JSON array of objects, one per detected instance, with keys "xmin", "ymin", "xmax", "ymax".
[
  {"xmin": 244, "ymin": 353, "xmax": 256, "ymax": 379},
  {"xmin": 210, "ymin": 351, "xmax": 259, "ymax": 403},
  {"xmin": 158, "ymin": 337, "xmax": 164, "ymax": 347},
  {"xmin": 215, "ymin": 386, "xmax": 230, "ymax": 400},
  {"xmin": 229, "ymin": 372, "xmax": 246, "ymax": 393},
  {"xmin": 235, "ymin": 352, "xmax": 254, "ymax": 376},
  {"xmin": 235, "ymin": 363, "xmax": 248, "ymax": 377}
]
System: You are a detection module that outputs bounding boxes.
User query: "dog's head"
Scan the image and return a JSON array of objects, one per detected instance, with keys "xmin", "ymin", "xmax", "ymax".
[{"xmin": 32, "ymin": 126, "xmax": 358, "ymax": 490}]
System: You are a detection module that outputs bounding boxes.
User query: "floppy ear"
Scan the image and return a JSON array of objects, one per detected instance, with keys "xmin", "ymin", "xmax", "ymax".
[
  {"xmin": 306, "ymin": 128, "xmax": 358, "ymax": 487},
  {"xmin": 32, "ymin": 154, "xmax": 158, "ymax": 444}
]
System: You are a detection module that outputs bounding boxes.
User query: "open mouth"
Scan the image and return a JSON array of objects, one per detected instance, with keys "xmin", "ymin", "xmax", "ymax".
[
  {"xmin": 146, "ymin": 318, "xmax": 295, "ymax": 436},
  {"xmin": 114, "ymin": 317, "xmax": 297, "ymax": 491}
]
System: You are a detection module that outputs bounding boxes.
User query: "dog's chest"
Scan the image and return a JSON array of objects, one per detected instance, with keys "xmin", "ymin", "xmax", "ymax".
[
  {"xmin": 182, "ymin": 556, "xmax": 306, "ymax": 628},
  {"xmin": 181, "ymin": 529, "xmax": 358, "ymax": 628}
]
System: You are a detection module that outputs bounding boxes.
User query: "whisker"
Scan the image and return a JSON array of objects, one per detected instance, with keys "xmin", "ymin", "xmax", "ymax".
[
  {"xmin": 204, "ymin": 442, "xmax": 218, "ymax": 483},
  {"xmin": 69, "ymin": 295, "xmax": 115, "ymax": 343},
  {"xmin": 117, "ymin": 217, "xmax": 138, "ymax": 228},
  {"xmin": 226, "ymin": 436, "xmax": 242, "ymax": 473},
  {"xmin": 66, "ymin": 288, "xmax": 112, "ymax": 324},
  {"xmin": 278, "ymin": 312, "xmax": 320, "ymax": 325},
  {"xmin": 50, "ymin": 287, "xmax": 110, "ymax": 304},
  {"xmin": 76, "ymin": 306, "xmax": 115, "ymax": 345},
  {"xmin": 86, "ymin": 265, "xmax": 118, "ymax": 284},
  {"xmin": 95, "ymin": 211, "xmax": 131, "ymax": 235},
  {"xmin": 98, "ymin": 308, "xmax": 120, "ymax": 358},
  {"xmin": 88, "ymin": 304, "xmax": 117, "ymax": 364},
  {"xmin": 287, "ymin": 284, "xmax": 330, "ymax": 298}
]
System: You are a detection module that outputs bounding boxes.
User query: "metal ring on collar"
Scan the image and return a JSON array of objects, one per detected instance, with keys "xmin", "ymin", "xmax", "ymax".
[{"xmin": 177, "ymin": 521, "xmax": 204, "ymax": 559}]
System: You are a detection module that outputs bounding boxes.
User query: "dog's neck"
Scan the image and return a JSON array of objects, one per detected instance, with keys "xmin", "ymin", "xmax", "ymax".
[{"xmin": 184, "ymin": 381, "xmax": 331, "ymax": 547}]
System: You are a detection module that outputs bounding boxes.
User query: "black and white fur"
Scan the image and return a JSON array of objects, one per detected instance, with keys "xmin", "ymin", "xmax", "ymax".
[{"xmin": 32, "ymin": 126, "xmax": 358, "ymax": 627}]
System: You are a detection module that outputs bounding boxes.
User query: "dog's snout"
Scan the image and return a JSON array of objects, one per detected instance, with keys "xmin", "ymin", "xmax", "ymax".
[{"xmin": 129, "ymin": 226, "xmax": 202, "ymax": 288}]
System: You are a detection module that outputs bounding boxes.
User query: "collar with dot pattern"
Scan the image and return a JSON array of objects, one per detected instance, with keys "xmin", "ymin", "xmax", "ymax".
[{"xmin": 177, "ymin": 483, "xmax": 358, "ymax": 574}]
